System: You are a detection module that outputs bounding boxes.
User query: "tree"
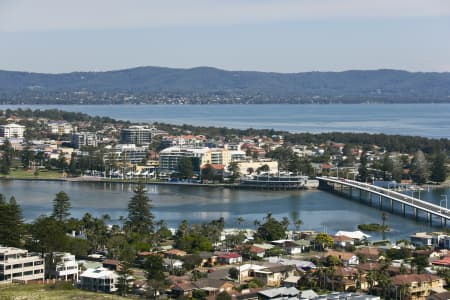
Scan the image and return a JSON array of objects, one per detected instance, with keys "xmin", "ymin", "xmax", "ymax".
[
  {"xmin": 116, "ymin": 246, "xmax": 135, "ymax": 296},
  {"xmin": 0, "ymin": 195, "xmax": 24, "ymax": 247},
  {"xmin": 227, "ymin": 162, "xmax": 240, "ymax": 183},
  {"xmin": 144, "ymin": 255, "xmax": 167, "ymax": 298},
  {"xmin": 52, "ymin": 191, "xmax": 72, "ymax": 222},
  {"xmin": 255, "ymin": 213, "xmax": 287, "ymax": 241},
  {"xmin": 229, "ymin": 267, "xmax": 239, "ymax": 280},
  {"xmin": 126, "ymin": 183, "xmax": 154, "ymax": 236},
  {"xmin": 430, "ymin": 152, "xmax": 447, "ymax": 183},
  {"xmin": 358, "ymin": 151, "xmax": 369, "ymax": 182},
  {"xmin": 0, "ymin": 139, "xmax": 14, "ymax": 175},
  {"xmin": 29, "ymin": 216, "xmax": 67, "ymax": 254},
  {"xmin": 178, "ymin": 157, "xmax": 194, "ymax": 179},
  {"xmin": 216, "ymin": 291, "xmax": 232, "ymax": 300},
  {"xmin": 201, "ymin": 164, "xmax": 215, "ymax": 182},
  {"xmin": 410, "ymin": 150, "xmax": 429, "ymax": 184},
  {"xmin": 314, "ymin": 233, "xmax": 334, "ymax": 250}
]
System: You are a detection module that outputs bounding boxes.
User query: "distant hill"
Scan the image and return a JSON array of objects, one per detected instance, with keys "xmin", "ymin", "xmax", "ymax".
[{"xmin": 0, "ymin": 66, "xmax": 449, "ymax": 104}]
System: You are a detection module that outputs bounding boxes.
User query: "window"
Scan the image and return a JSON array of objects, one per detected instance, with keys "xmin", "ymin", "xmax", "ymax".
[
  {"xmin": 13, "ymin": 264, "xmax": 22, "ymax": 269},
  {"xmin": 24, "ymin": 262, "xmax": 33, "ymax": 267}
]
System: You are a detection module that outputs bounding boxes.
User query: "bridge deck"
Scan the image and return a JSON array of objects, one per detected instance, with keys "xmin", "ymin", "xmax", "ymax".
[{"xmin": 316, "ymin": 176, "xmax": 450, "ymax": 220}]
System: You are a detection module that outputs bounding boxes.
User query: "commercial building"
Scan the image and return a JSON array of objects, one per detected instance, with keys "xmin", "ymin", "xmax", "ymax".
[
  {"xmin": 120, "ymin": 125, "xmax": 153, "ymax": 145},
  {"xmin": 0, "ymin": 246, "xmax": 45, "ymax": 283},
  {"xmin": 45, "ymin": 252, "xmax": 79, "ymax": 281},
  {"xmin": 71, "ymin": 132, "xmax": 98, "ymax": 149},
  {"xmin": 104, "ymin": 144, "xmax": 148, "ymax": 164},
  {"xmin": 80, "ymin": 267, "xmax": 119, "ymax": 293},
  {"xmin": 0, "ymin": 123, "xmax": 26, "ymax": 138}
]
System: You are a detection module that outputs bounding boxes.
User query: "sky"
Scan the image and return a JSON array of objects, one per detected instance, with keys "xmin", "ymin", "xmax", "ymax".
[{"xmin": 1, "ymin": 0, "xmax": 450, "ymax": 73}]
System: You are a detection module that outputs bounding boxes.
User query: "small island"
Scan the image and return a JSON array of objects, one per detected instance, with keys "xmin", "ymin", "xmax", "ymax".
[{"xmin": 358, "ymin": 223, "xmax": 390, "ymax": 232}]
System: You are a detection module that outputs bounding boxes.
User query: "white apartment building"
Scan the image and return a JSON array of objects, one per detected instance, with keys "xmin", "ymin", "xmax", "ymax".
[
  {"xmin": 80, "ymin": 267, "xmax": 119, "ymax": 293},
  {"xmin": 45, "ymin": 252, "xmax": 79, "ymax": 281},
  {"xmin": 71, "ymin": 132, "xmax": 98, "ymax": 149},
  {"xmin": 0, "ymin": 123, "xmax": 26, "ymax": 139},
  {"xmin": 47, "ymin": 121, "xmax": 74, "ymax": 135},
  {"xmin": 159, "ymin": 146, "xmax": 237, "ymax": 173},
  {"xmin": 0, "ymin": 246, "xmax": 45, "ymax": 283}
]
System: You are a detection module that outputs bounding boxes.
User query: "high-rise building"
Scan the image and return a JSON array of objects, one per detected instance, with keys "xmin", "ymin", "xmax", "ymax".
[
  {"xmin": 71, "ymin": 132, "xmax": 98, "ymax": 149},
  {"xmin": 120, "ymin": 126, "xmax": 152, "ymax": 145}
]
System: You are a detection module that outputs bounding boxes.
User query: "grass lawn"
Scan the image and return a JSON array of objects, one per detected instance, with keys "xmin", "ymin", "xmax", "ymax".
[
  {"xmin": 2, "ymin": 168, "xmax": 65, "ymax": 180},
  {"xmin": 0, "ymin": 283, "xmax": 130, "ymax": 300}
]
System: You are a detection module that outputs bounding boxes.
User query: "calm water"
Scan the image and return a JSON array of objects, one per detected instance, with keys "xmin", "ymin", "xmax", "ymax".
[
  {"xmin": 1, "ymin": 104, "xmax": 450, "ymax": 241},
  {"xmin": 1, "ymin": 180, "xmax": 449, "ymax": 241},
  {"xmin": 2, "ymin": 104, "xmax": 450, "ymax": 138}
]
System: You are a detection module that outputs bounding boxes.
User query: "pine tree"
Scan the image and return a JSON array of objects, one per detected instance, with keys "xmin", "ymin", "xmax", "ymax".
[
  {"xmin": 126, "ymin": 183, "xmax": 154, "ymax": 235},
  {"xmin": 410, "ymin": 150, "xmax": 429, "ymax": 184},
  {"xmin": 358, "ymin": 151, "xmax": 369, "ymax": 182},
  {"xmin": 0, "ymin": 195, "xmax": 25, "ymax": 247},
  {"xmin": 52, "ymin": 191, "xmax": 72, "ymax": 222},
  {"xmin": 0, "ymin": 139, "xmax": 14, "ymax": 175},
  {"xmin": 430, "ymin": 152, "xmax": 447, "ymax": 183}
]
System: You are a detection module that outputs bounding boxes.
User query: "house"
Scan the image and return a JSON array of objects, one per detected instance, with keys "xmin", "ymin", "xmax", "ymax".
[
  {"xmin": 163, "ymin": 258, "xmax": 184, "ymax": 270},
  {"xmin": 0, "ymin": 246, "xmax": 45, "ymax": 283},
  {"xmin": 427, "ymin": 291, "xmax": 450, "ymax": 300},
  {"xmin": 410, "ymin": 233, "xmax": 434, "ymax": 247},
  {"xmin": 45, "ymin": 252, "xmax": 79, "ymax": 281},
  {"xmin": 391, "ymin": 274, "xmax": 445, "ymax": 300},
  {"xmin": 217, "ymin": 252, "xmax": 242, "ymax": 265},
  {"xmin": 193, "ymin": 278, "xmax": 235, "ymax": 298},
  {"xmin": 238, "ymin": 264, "xmax": 267, "ymax": 281},
  {"xmin": 102, "ymin": 259, "xmax": 122, "ymax": 271},
  {"xmin": 327, "ymin": 266, "xmax": 361, "ymax": 291},
  {"xmin": 333, "ymin": 235, "xmax": 354, "ymax": 248},
  {"xmin": 355, "ymin": 247, "xmax": 383, "ymax": 262},
  {"xmin": 271, "ymin": 240, "xmax": 307, "ymax": 255},
  {"xmin": 326, "ymin": 250, "xmax": 359, "ymax": 266},
  {"xmin": 335, "ymin": 231, "xmax": 370, "ymax": 241},
  {"xmin": 79, "ymin": 267, "xmax": 119, "ymax": 293},
  {"xmin": 282, "ymin": 275, "xmax": 300, "ymax": 288},
  {"xmin": 254, "ymin": 265, "xmax": 296, "ymax": 287},
  {"xmin": 257, "ymin": 286, "xmax": 299, "ymax": 300}
]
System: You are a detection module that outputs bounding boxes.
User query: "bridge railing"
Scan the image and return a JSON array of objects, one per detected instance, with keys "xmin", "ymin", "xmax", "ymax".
[{"xmin": 317, "ymin": 176, "xmax": 450, "ymax": 217}]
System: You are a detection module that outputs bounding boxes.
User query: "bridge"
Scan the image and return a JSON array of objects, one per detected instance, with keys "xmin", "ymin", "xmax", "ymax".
[{"xmin": 316, "ymin": 176, "xmax": 450, "ymax": 226}]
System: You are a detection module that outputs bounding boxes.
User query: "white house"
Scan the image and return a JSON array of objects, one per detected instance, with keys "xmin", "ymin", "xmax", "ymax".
[
  {"xmin": 80, "ymin": 267, "xmax": 119, "ymax": 293},
  {"xmin": 45, "ymin": 252, "xmax": 79, "ymax": 281}
]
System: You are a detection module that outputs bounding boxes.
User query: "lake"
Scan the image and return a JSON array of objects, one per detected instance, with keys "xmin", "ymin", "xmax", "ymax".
[
  {"xmin": 0, "ymin": 180, "xmax": 448, "ymax": 241},
  {"xmin": 2, "ymin": 103, "xmax": 450, "ymax": 138}
]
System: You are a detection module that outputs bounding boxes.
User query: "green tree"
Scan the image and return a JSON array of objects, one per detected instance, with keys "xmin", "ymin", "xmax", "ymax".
[
  {"xmin": 314, "ymin": 233, "xmax": 334, "ymax": 250},
  {"xmin": 430, "ymin": 152, "xmax": 447, "ymax": 183},
  {"xmin": 229, "ymin": 267, "xmax": 239, "ymax": 280},
  {"xmin": 227, "ymin": 162, "xmax": 240, "ymax": 183},
  {"xmin": 178, "ymin": 157, "xmax": 194, "ymax": 179},
  {"xmin": 52, "ymin": 191, "xmax": 72, "ymax": 222},
  {"xmin": 29, "ymin": 216, "xmax": 67, "ymax": 254},
  {"xmin": 0, "ymin": 139, "xmax": 14, "ymax": 175},
  {"xmin": 201, "ymin": 164, "xmax": 215, "ymax": 181},
  {"xmin": 126, "ymin": 183, "xmax": 154, "ymax": 235},
  {"xmin": 255, "ymin": 213, "xmax": 287, "ymax": 241},
  {"xmin": 410, "ymin": 150, "xmax": 429, "ymax": 184},
  {"xmin": 21, "ymin": 144, "xmax": 34, "ymax": 169},
  {"xmin": 116, "ymin": 246, "xmax": 135, "ymax": 296},
  {"xmin": 0, "ymin": 195, "xmax": 25, "ymax": 247},
  {"xmin": 216, "ymin": 291, "xmax": 232, "ymax": 300},
  {"xmin": 144, "ymin": 255, "xmax": 167, "ymax": 299},
  {"xmin": 358, "ymin": 151, "xmax": 369, "ymax": 182}
]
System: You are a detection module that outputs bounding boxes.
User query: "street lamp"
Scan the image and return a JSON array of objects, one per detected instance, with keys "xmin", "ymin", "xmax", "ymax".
[{"xmin": 440, "ymin": 195, "xmax": 448, "ymax": 213}]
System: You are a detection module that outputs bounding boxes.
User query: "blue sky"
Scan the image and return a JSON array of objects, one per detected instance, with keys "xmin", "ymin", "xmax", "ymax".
[{"xmin": 1, "ymin": 0, "xmax": 449, "ymax": 73}]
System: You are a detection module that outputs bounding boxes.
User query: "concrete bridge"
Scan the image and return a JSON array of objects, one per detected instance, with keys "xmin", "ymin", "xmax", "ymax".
[{"xmin": 316, "ymin": 176, "xmax": 450, "ymax": 226}]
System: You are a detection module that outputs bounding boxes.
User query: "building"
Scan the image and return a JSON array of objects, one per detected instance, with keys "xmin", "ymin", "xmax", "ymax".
[
  {"xmin": 79, "ymin": 267, "xmax": 119, "ymax": 293},
  {"xmin": 0, "ymin": 246, "xmax": 45, "ymax": 283},
  {"xmin": 0, "ymin": 123, "xmax": 25, "ymax": 138},
  {"xmin": 391, "ymin": 274, "xmax": 445, "ymax": 300},
  {"xmin": 237, "ymin": 160, "xmax": 279, "ymax": 175},
  {"xmin": 120, "ymin": 126, "xmax": 153, "ymax": 145},
  {"xmin": 257, "ymin": 287, "xmax": 300, "ymax": 299},
  {"xmin": 45, "ymin": 252, "xmax": 79, "ymax": 281},
  {"xmin": 106, "ymin": 144, "xmax": 148, "ymax": 164},
  {"xmin": 71, "ymin": 132, "xmax": 97, "ymax": 149},
  {"xmin": 47, "ymin": 121, "xmax": 74, "ymax": 135}
]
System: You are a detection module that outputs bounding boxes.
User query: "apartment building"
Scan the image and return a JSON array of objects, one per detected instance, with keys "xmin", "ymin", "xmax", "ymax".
[
  {"xmin": 71, "ymin": 132, "xmax": 98, "ymax": 149},
  {"xmin": 120, "ymin": 125, "xmax": 153, "ymax": 145},
  {"xmin": 80, "ymin": 267, "xmax": 119, "ymax": 293},
  {"xmin": 0, "ymin": 246, "xmax": 45, "ymax": 283},
  {"xmin": 0, "ymin": 123, "xmax": 26, "ymax": 138},
  {"xmin": 47, "ymin": 121, "xmax": 74, "ymax": 135}
]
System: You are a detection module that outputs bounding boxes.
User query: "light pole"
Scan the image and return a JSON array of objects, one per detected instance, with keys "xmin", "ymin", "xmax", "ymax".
[{"xmin": 440, "ymin": 195, "xmax": 448, "ymax": 212}]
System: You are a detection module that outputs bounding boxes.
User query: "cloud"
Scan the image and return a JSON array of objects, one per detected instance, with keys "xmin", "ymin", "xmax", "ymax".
[{"xmin": 1, "ymin": 0, "xmax": 450, "ymax": 32}]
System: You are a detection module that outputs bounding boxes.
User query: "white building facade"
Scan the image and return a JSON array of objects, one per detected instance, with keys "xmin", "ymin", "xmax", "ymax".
[
  {"xmin": 0, "ymin": 123, "xmax": 26, "ymax": 138},
  {"xmin": 0, "ymin": 246, "xmax": 45, "ymax": 283},
  {"xmin": 80, "ymin": 267, "xmax": 119, "ymax": 293}
]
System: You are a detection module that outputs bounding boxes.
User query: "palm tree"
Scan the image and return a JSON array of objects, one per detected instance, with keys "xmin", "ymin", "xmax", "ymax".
[{"xmin": 235, "ymin": 217, "xmax": 245, "ymax": 229}]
